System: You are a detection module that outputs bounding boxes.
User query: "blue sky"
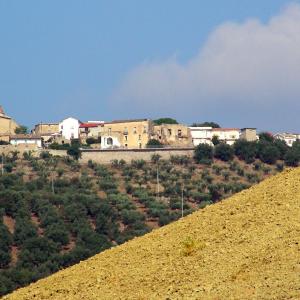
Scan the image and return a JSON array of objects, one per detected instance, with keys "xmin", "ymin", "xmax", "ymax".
[{"xmin": 0, "ymin": 0, "xmax": 299, "ymax": 131}]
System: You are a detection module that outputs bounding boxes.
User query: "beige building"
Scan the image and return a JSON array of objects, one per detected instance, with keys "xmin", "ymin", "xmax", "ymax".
[
  {"xmin": 33, "ymin": 122, "xmax": 60, "ymax": 144},
  {"xmin": 240, "ymin": 128, "xmax": 257, "ymax": 142},
  {"xmin": 99, "ymin": 119, "xmax": 152, "ymax": 149},
  {"xmin": 33, "ymin": 123, "xmax": 59, "ymax": 135},
  {"xmin": 152, "ymin": 124, "xmax": 193, "ymax": 147},
  {"xmin": 0, "ymin": 106, "xmax": 18, "ymax": 142},
  {"xmin": 79, "ymin": 122, "xmax": 103, "ymax": 143}
]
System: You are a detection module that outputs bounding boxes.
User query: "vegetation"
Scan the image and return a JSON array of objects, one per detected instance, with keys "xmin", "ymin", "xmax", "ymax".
[
  {"xmin": 146, "ymin": 139, "xmax": 163, "ymax": 148},
  {"xmin": 0, "ymin": 134, "xmax": 299, "ymax": 296},
  {"xmin": 153, "ymin": 118, "xmax": 178, "ymax": 125},
  {"xmin": 5, "ymin": 167, "xmax": 300, "ymax": 300},
  {"xmin": 14, "ymin": 126, "xmax": 28, "ymax": 135},
  {"xmin": 191, "ymin": 122, "xmax": 220, "ymax": 128}
]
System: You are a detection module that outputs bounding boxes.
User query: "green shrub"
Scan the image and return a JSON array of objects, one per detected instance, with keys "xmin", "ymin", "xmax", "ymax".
[{"xmin": 194, "ymin": 144, "xmax": 213, "ymax": 164}]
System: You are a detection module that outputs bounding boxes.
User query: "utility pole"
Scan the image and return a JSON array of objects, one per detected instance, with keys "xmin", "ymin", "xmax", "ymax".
[
  {"xmin": 181, "ymin": 184, "xmax": 184, "ymax": 218},
  {"xmin": 156, "ymin": 165, "xmax": 159, "ymax": 201},
  {"xmin": 51, "ymin": 174, "xmax": 55, "ymax": 194},
  {"xmin": 1, "ymin": 154, "xmax": 4, "ymax": 176}
]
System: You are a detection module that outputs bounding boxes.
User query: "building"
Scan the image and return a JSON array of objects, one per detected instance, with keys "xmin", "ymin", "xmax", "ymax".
[
  {"xmin": 0, "ymin": 106, "xmax": 18, "ymax": 142},
  {"xmin": 79, "ymin": 122, "xmax": 104, "ymax": 143},
  {"xmin": 10, "ymin": 135, "xmax": 42, "ymax": 148},
  {"xmin": 33, "ymin": 122, "xmax": 59, "ymax": 135},
  {"xmin": 152, "ymin": 124, "xmax": 192, "ymax": 147},
  {"xmin": 98, "ymin": 119, "xmax": 152, "ymax": 149},
  {"xmin": 240, "ymin": 128, "xmax": 257, "ymax": 142},
  {"xmin": 211, "ymin": 128, "xmax": 240, "ymax": 145},
  {"xmin": 189, "ymin": 127, "xmax": 213, "ymax": 146},
  {"xmin": 59, "ymin": 117, "xmax": 81, "ymax": 141},
  {"xmin": 189, "ymin": 127, "xmax": 240, "ymax": 146},
  {"xmin": 274, "ymin": 133, "xmax": 299, "ymax": 147}
]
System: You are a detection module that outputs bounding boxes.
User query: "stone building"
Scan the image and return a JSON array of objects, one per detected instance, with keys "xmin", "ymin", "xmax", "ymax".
[
  {"xmin": 79, "ymin": 122, "xmax": 103, "ymax": 143},
  {"xmin": 0, "ymin": 106, "xmax": 18, "ymax": 142},
  {"xmin": 240, "ymin": 128, "xmax": 257, "ymax": 142},
  {"xmin": 33, "ymin": 123, "xmax": 59, "ymax": 135},
  {"xmin": 152, "ymin": 124, "xmax": 193, "ymax": 147},
  {"xmin": 99, "ymin": 119, "xmax": 152, "ymax": 149},
  {"xmin": 33, "ymin": 122, "xmax": 60, "ymax": 144}
]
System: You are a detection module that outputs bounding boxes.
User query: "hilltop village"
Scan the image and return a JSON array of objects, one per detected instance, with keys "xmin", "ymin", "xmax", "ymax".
[{"xmin": 0, "ymin": 106, "xmax": 299, "ymax": 151}]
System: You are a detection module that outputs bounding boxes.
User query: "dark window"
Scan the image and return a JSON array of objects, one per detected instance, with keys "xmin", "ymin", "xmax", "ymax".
[{"xmin": 107, "ymin": 137, "xmax": 113, "ymax": 145}]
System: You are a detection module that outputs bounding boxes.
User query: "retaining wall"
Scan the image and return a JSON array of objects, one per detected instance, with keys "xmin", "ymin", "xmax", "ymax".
[{"xmin": 80, "ymin": 148, "xmax": 194, "ymax": 164}]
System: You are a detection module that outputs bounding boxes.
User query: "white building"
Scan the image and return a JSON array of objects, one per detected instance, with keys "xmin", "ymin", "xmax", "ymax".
[
  {"xmin": 211, "ymin": 128, "xmax": 240, "ymax": 145},
  {"xmin": 101, "ymin": 135, "xmax": 121, "ymax": 149},
  {"xmin": 274, "ymin": 133, "xmax": 299, "ymax": 147},
  {"xmin": 10, "ymin": 135, "xmax": 42, "ymax": 147},
  {"xmin": 59, "ymin": 117, "xmax": 81, "ymax": 140},
  {"xmin": 189, "ymin": 127, "xmax": 240, "ymax": 146},
  {"xmin": 189, "ymin": 127, "xmax": 213, "ymax": 146}
]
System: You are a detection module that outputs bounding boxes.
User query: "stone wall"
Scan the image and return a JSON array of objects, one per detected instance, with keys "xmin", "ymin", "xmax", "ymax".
[{"xmin": 80, "ymin": 148, "xmax": 194, "ymax": 164}]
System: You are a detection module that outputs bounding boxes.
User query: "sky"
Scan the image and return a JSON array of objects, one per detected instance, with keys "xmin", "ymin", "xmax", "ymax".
[{"xmin": 0, "ymin": 0, "xmax": 299, "ymax": 132}]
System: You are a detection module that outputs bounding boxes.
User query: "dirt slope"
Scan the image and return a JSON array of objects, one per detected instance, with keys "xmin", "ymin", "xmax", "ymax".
[{"xmin": 3, "ymin": 168, "xmax": 300, "ymax": 300}]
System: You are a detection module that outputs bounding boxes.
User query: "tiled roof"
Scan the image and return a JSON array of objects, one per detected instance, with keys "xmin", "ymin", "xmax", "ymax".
[
  {"xmin": 106, "ymin": 119, "xmax": 149, "ymax": 124},
  {"xmin": 212, "ymin": 128, "xmax": 240, "ymax": 131},
  {"xmin": 79, "ymin": 123, "xmax": 100, "ymax": 128}
]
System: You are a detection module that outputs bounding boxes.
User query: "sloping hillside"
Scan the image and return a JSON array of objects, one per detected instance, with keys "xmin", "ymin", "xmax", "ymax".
[{"xmin": 3, "ymin": 168, "xmax": 300, "ymax": 299}]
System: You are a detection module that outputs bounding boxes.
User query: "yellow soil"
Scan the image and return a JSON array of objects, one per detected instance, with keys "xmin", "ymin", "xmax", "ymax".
[{"xmin": 3, "ymin": 168, "xmax": 300, "ymax": 300}]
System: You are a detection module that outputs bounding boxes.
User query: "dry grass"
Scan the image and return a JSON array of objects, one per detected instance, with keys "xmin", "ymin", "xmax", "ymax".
[{"xmin": 3, "ymin": 168, "xmax": 300, "ymax": 300}]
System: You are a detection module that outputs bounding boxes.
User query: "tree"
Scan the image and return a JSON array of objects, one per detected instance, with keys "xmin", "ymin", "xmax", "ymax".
[
  {"xmin": 214, "ymin": 143, "xmax": 234, "ymax": 161},
  {"xmin": 194, "ymin": 144, "xmax": 213, "ymax": 164},
  {"xmin": 274, "ymin": 139, "xmax": 289, "ymax": 160},
  {"xmin": 259, "ymin": 132, "xmax": 274, "ymax": 143},
  {"xmin": 284, "ymin": 148, "xmax": 300, "ymax": 167},
  {"xmin": 259, "ymin": 144, "xmax": 280, "ymax": 164},
  {"xmin": 153, "ymin": 118, "xmax": 178, "ymax": 125},
  {"xmin": 233, "ymin": 140, "xmax": 257, "ymax": 163},
  {"xmin": 146, "ymin": 139, "xmax": 163, "ymax": 148},
  {"xmin": 211, "ymin": 135, "xmax": 220, "ymax": 146},
  {"xmin": 15, "ymin": 126, "xmax": 28, "ymax": 135},
  {"xmin": 67, "ymin": 144, "xmax": 81, "ymax": 160},
  {"xmin": 191, "ymin": 122, "xmax": 220, "ymax": 128}
]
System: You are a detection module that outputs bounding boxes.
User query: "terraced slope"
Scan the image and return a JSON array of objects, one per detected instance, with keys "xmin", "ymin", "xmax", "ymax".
[{"xmin": 4, "ymin": 168, "xmax": 300, "ymax": 300}]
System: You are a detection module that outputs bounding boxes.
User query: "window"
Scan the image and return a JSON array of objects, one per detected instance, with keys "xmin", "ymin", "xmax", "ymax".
[
  {"xmin": 107, "ymin": 137, "xmax": 113, "ymax": 145},
  {"xmin": 139, "ymin": 143, "xmax": 142, "ymax": 148},
  {"xmin": 168, "ymin": 129, "xmax": 172, "ymax": 135},
  {"xmin": 124, "ymin": 127, "xmax": 128, "ymax": 134},
  {"xmin": 133, "ymin": 127, "xmax": 137, "ymax": 134},
  {"xmin": 125, "ymin": 143, "xmax": 128, "ymax": 148},
  {"xmin": 143, "ymin": 126, "xmax": 147, "ymax": 133},
  {"xmin": 125, "ymin": 135, "xmax": 128, "ymax": 141},
  {"xmin": 138, "ymin": 135, "xmax": 141, "ymax": 140},
  {"xmin": 178, "ymin": 129, "xmax": 182, "ymax": 137}
]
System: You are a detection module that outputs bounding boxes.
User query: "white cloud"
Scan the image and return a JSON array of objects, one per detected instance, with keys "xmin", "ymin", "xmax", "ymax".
[{"xmin": 110, "ymin": 3, "xmax": 300, "ymax": 130}]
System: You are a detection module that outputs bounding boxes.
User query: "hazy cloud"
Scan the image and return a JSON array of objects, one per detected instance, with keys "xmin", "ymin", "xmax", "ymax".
[{"xmin": 110, "ymin": 3, "xmax": 300, "ymax": 130}]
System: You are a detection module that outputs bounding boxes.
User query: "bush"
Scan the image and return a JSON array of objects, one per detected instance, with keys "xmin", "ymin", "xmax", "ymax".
[
  {"xmin": 284, "ymin": 149, "xmax": 299, "ymax": 167},
  {"xmin": 146, "ymin": 139, "xmax": 163, "ymax": 148},
  {"xmin": 233, "ymin": 140, "xmax": 257, "ymax": 163},
  {"xmin": 194, "ymin": 144, "xmax": 213, "ymax": 164},
  {"xmin": 259, "ymin": 144, "xmax": 280, "ymax": 164},
  {"xmin": 214, "ymin": 143, "xmax": 234, "ymax": 161},
  {"xmin": 153, "ymin": 118, "xmax": 178, "ymax": 125}
]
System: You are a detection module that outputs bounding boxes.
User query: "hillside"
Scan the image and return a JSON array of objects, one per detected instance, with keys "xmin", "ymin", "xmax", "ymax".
[
  {"xmin": 0, "ymin": 151, "xmax": 281, "ymax": 296},
  {"xmin": 3, "ymin": 167, "xmax": 300, "ymax": 299}
]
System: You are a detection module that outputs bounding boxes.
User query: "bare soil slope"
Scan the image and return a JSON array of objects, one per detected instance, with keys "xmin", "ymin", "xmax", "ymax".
[{"xmin": 3, "ymin": 168, "xmax": 300, "ymax": 300}]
